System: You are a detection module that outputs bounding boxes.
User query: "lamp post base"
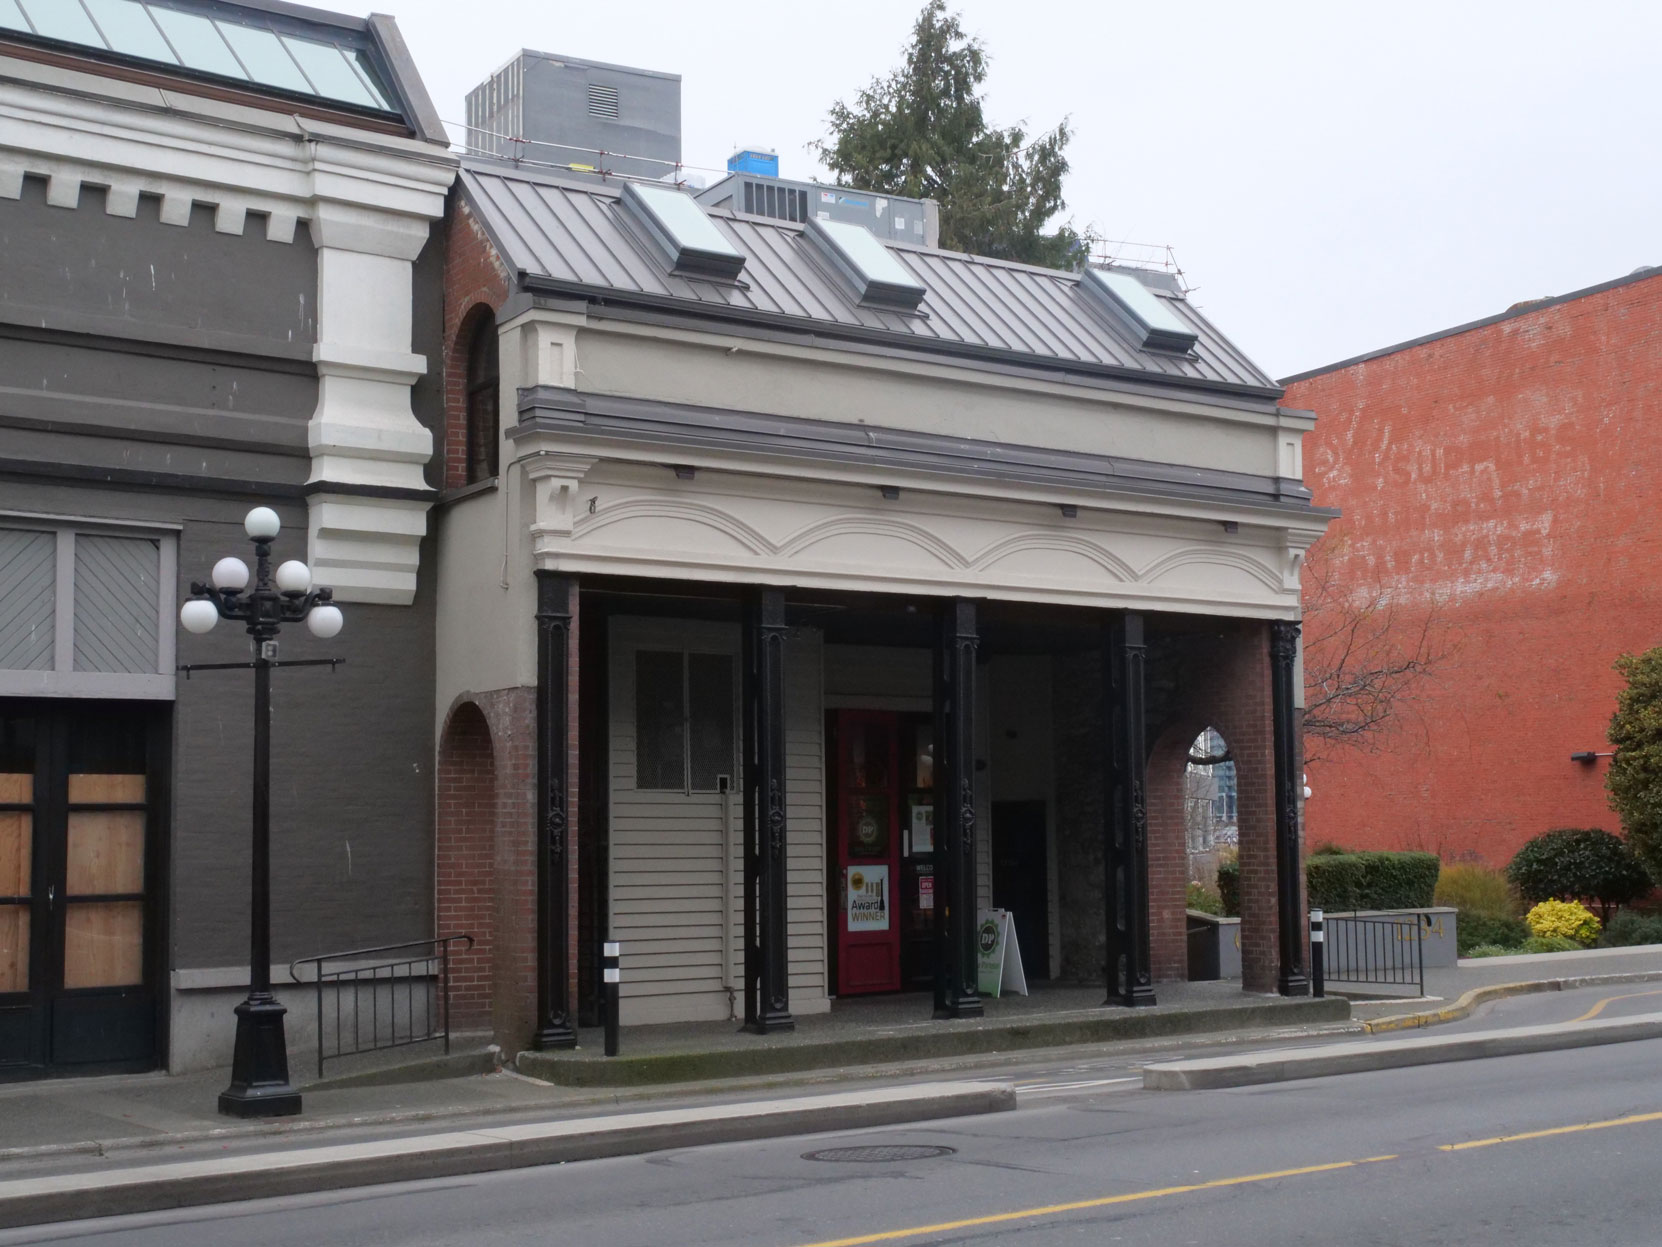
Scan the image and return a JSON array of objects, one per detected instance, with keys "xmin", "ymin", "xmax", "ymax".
[{"xmin": 218, "ymin": 996, "xmax": 301, "ymax": 1118}]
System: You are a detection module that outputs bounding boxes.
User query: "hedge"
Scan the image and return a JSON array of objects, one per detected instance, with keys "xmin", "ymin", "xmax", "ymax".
[
  {"xmin": 1217, "ymin": 860, "xmax": 1239, "ymax": 918},
  {"xmin": 1506, "ymin": 828, "xmax": 1652, "ymax": 916},
  {"xmin": 1305, "ymin": 851, "xmax": 1440, "ymax": 912}
]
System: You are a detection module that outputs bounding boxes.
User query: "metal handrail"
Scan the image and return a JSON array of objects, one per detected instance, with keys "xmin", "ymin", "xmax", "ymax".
[
  {"xmin": 289, "ymin": 934, "xmax": 474, "ymax": 1078},
  {"xmin": 1319, "ymin": 913, "xmax": 1426, "ymax": 997}
]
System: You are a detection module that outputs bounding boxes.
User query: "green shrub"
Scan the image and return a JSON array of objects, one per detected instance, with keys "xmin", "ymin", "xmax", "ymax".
[
  {"xmin": 1520, "ymin": 935, "xmax": 1582, "ymax": 954},
  {"xmin": 1457, "ymin": 912, "xmax": 1530, "ymax": 956},
  {"xmin": 1308, "ymin": 842, "xmax": 1348, "ymax": 857},
  {"xmin": 1435, "ymin": 864, "xmax": 1518, "ymax": 919},
  {"xmin": 1305, "ymin": 851, "xmax": 1440, "ymax": 911},
  {"xmin": 1216, "ymin": 860, "xmax": 1239, "ymax": 918},
  {"xmin": 1465, "ymin": 944, "xmax": 1514, "ymax": 958},
  {"xmin": 1186, "ymin": 881, "xmax": 1223, "ymax": 915},
  {"xmin": 1506, "ymin": 828, "xmax": 1652, "ymax": 919},
  {"xmin": 1599, "ymin": 911, "xmax": 1662, "ymax": 947},
  {"xmin": 1524, "ymin": 899, "xmax": 1601, "ymax": 946}
]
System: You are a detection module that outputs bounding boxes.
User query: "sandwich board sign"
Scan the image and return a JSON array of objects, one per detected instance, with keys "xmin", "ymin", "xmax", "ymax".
[{"xmin": 975, "ymin": 908, "xmax": 1028, "ymax": 997}]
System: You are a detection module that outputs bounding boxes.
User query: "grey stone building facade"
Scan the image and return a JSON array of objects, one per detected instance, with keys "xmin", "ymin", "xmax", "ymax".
[{"xmin": 0, "ymin": 0, "xmax": 454, "ymax": 1076}]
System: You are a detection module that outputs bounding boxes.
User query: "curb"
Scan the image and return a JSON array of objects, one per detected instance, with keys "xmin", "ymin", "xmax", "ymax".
[
  {"xmin": 1144, "ymin": 1011, "xmax": 1662, "ymax": 1090},
  {"xmin": 0, "ymin": 1081, "xmax": 1014, "ymax": 1230},
  {"xmin": 1359, "ymin": 970, "xmax": 1662, "ymax": 1034},
  {"xmin": 516, "ymin": 997, "xmax": 1352, "ymax": 1087}
]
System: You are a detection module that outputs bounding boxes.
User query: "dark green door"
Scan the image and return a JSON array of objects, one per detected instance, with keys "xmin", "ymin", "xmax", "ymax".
[{"xmin": 0, "ymin": 701, "xmax": 163, "ymax": 1077}]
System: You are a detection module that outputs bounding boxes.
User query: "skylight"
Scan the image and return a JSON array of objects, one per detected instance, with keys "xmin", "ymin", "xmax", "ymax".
[
  {"xmin": 620, "ymin": 182, "xmax": 746, "ymax": 281},
  {"xmin": 807, "ymin": 217, "xmax": 926, "ymax": 312},
  {"xmin": 0, "ymin": 0, "xmax": 398, "ymax": 113},
  {"xmin": 1079, "ymin": 267, "xmax": 1198, "ymax": 354}
]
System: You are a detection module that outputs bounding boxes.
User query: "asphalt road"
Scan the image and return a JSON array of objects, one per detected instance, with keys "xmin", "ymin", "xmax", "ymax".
[{"xmin": 8, "ymin": 1027, "xmax": 1662, "ymax": 1247}]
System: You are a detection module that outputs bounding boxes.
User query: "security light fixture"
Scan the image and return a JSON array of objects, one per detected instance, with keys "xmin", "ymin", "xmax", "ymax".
[
  {"xmin": 1059, "ymin": 504, "xmax": 1079, "ymax": 519},
  {"xmin": 879, "ymin": 485, "xmax": 901, "ymax": 501}
]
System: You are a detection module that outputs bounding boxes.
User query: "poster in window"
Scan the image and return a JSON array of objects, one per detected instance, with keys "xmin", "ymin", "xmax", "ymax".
[
  {"xmin": 908, "ymin": 799, "xmax": 934, "ymax": 855},
  {"xmin": 846, "ymin": 865, "xmax": 890, "ymax": 931}
]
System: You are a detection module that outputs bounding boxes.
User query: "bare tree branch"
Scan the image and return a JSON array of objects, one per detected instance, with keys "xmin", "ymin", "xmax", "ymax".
[{"xmin": 1301, "ymin": 535, "xmax": 1458, "ymax": 763}]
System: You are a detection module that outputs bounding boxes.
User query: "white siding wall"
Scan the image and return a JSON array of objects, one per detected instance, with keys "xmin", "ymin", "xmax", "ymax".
[{"xmin": 610, "ymin": 617, "xmax": 828, "ymax": 1026}]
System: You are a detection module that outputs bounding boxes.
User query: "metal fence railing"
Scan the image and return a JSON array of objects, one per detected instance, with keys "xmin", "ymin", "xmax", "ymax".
[
  {"xmin": 1315, "ymin": 913, "xmax": 1426, "ymax": 997},
  {"xmin": 289, "ymin": 935, "xmax": 473, "ymax": 1078}
]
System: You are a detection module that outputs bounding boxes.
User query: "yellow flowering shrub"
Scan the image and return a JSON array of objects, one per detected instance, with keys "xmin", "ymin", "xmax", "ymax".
[{"xmin": 1524, "ymin": 899, "xmax": 1601, "ymax": 947}]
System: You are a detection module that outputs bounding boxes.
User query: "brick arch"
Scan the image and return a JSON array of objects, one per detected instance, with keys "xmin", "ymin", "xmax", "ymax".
[
  {"xmin": 1146, "ymin": 624, "xmax": 1280, "ymax": 992},
  {"xmin": 443, "ymin": 302, "xmax": 500, "ymax": 491},
  {"xmin": 437, "ymin": 700, "xmax": 496, "ymax": 1031},
  {"xmin": 1146, "ymin": 717, "xmax": 1216, "ymax": 984}
]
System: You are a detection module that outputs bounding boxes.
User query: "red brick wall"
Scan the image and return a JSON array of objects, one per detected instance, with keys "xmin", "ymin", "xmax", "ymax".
[
  {"xmin": 1148, "ymin": 623, "xmax": 1287, "ymax": 992},
  {"xmin": 441, "ymin": 193, "xmax": 511, "ymax": 491},
  {"xmin": 1285, "ymin": 272, "xmax": 1662, "ymax": 867},
  {"xmin": 435, "ymin": 703, "xmax": 495, "ymax": 1029},
  {"xmin": 435, "ymin": 686, "xmax": 538, "ymax": 1048}
]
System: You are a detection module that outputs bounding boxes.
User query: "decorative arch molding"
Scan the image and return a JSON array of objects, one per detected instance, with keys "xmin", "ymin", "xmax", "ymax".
[
  {"xmin": 778, "ymin": 514, "xmax": 969, "ymax": 569},
  {"xmin": 971, "ymin": 531, "xmax": 1139, "ymax": 582},
  {"xmin": 574, "ymin": 496, "xmax": 776, "ymax": 557},
  {"xmin": 1138, "ymin": 546, "xmax": 1287, "ymax": 594}
]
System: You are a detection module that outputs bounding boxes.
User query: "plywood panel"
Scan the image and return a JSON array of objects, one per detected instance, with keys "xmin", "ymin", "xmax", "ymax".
[
  {"xmin": 62, "ymin": 901, "xmax": 143, "ymax": 988},
  {"xmin": 0, "ymin": 811, "xmax": 29, "ymax": 896},
  {"xmin": 66, "ymin": 811, "xmax": 144, "ymax": 895},
  {"xmin": 0, "ymin": 906, "xmax": 26, "ymax": 992},
  {"xmin": 0, "ymin": 773, "xmax": 31, "ymax": 803},
  {"xmin": 68, "ymin": 773, "xmax": 146, "ymax": 803}
]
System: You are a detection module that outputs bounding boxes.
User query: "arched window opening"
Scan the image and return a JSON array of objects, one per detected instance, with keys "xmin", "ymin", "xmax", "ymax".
[
  {"xmin": 465, "ymin": 311, "xmax": 500, "ymax": 483},
  {"xmin": 1184, "ymin": 727, "xmax": 1237, "ymax": 858}
]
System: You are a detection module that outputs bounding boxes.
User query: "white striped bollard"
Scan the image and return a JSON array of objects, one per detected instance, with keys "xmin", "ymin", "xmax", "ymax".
[
  {"xmin": 1310, "ymin": 909, "xmax": 1325, "ymax": 998},
  {"xmin": 603, "ymin": 941, "xmax": 621, "ymax": 1057}
]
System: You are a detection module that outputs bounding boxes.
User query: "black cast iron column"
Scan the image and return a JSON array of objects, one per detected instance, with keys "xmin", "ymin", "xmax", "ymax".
[
  {"xmin": 1104, "ymin": 612, "xmax": 1156, "ymax": 1008},
  {"xmin": 933, "ymin": 598, "xmax": 983, "ymax": 1019},
  {"xmin": 744, "ymin": 587, "xmax": 793, "ymax": 1033},
  {"xmin": 219, "ymin": 535, "xmax": 300, "ymax": 1117},
  {"xmin": 534, "ymin": 570, "xmax": 578, "ymax": 1048},
  {"xmin": 1271, "ymin": 619, "xmax": 1310, "ymax": 996}
]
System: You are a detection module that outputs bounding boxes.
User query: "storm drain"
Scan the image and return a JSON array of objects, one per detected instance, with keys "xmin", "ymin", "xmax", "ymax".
[{"xmin": 803, "ymin": 1145, "xmax": 957, "ymax": 1163}]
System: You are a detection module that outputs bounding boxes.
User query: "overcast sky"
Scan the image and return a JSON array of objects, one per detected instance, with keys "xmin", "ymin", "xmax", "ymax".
[{"xmin": 346, "ymin": 0, "xmax": 1660, "ymax": 379}]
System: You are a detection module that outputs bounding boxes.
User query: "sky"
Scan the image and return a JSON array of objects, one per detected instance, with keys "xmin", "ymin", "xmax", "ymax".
[{"xmin": 341, "ymin": 0, "xmax": 1661, "ymax": 380}]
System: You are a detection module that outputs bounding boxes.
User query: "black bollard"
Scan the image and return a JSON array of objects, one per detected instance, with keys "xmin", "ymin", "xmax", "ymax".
[
  {"xmin": 603, "ymin": 941, "xmax": 621, "ymax": 1057},
  {"xmin": 1310, "ymin": 909, "xmax": 1325, "ymax": 998}
]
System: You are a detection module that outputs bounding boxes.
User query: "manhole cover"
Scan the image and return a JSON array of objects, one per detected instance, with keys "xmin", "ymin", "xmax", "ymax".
[{"xmin": 803, "ymin": 1145, "xmax": 957, "ymax": 1163}]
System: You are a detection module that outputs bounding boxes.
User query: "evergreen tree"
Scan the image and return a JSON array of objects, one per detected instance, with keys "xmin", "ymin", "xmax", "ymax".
[
  {"xmin": 815, "ymin": 0, "xmax": 1081, "ymax": 268},
  {"xmin": 1608, "ymin": 647, "xmax": 1662, "ymax": 881}
]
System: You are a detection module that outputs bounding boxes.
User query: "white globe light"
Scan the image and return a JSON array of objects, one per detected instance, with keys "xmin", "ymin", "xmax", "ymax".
[
  {"xmin": 211, "ymin": 557, "xmax": 250, "ymax": 591},
  {"xmin": 244, "ymin": 506, "xmax": 281, "ymax": 540},
  {"xmin": 306, "ymin": 604, "xmax": 344, "ymax": 639},
  {"xmin": 180, "ymin": 599, "xmax": 220, "ymax": 634},
  {"xmin": 275, "ymin": 560, "xmax": 312, "ymax": 594},
  {"xmin": 1303, "ymin": 785, "xmax": 1313, "ymax": 800}
]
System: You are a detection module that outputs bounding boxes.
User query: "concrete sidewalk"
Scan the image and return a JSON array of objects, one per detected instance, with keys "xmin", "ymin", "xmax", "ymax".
[{"xmin": 1339, "ymin": 943, "xmax": 1662, "ymax": 1030}]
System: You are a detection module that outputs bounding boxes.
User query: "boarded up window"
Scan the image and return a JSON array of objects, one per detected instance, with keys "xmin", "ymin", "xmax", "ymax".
[{"xmin": 73, "ymin": 535, "xmax": 160, "ymax": 674}]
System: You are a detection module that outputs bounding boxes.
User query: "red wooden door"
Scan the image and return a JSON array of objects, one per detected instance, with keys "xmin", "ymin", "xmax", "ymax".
[{"xmin": 834, "ymin": 712, "xmax": 901, "ymax": 995}]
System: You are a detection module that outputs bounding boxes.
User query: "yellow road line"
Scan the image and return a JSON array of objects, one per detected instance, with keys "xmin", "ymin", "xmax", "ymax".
[
  {"xmin": 1572, "ymin": 989, "xmax": 1662, "ymax": 1023},
  {"xmin": 1439, "ymin": 1109, "xmax": 1662, "ymax": 1151},
  {"xmin": 790, "ymin": 1156, "xmax": 1398, "ymax": 1247}
]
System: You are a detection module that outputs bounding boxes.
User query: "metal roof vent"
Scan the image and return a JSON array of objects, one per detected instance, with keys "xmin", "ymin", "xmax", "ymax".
[
  {"xmin": 1078, "ymin": 267, "xmax": 1198, "ymax": 354},
  {"xmin": 586, "ymin": 82, "xmax": 619, "ymax": 119},
  {"xmin": 806, "ymin": 217, "xmax": 925, "ymax": 312},
  {"xmin": 620, "ymin": 182, "xmax": 746, "ymax": 281}
]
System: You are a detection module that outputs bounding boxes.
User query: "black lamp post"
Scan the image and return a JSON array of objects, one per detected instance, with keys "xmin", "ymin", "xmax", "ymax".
[{"xmin": 180, "ymin": 505, "xmax": 343, "ymax": 1118}]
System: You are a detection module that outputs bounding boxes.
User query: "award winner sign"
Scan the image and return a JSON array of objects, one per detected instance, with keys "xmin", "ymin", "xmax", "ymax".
[{"xmin": 847, "ymin": 866, "xmax": 891, "ymax": 931}]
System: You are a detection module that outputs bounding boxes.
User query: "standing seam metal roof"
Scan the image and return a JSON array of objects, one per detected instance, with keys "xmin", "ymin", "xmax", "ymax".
[{"xmin": 461, "ymin": 162, "xmax": 1279, "ymax": 395}]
